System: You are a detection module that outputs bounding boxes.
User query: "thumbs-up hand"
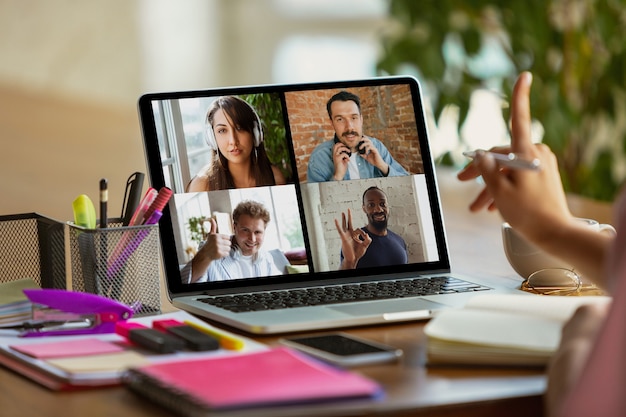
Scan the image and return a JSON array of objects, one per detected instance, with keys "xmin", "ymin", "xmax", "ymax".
[{"xmin": 199, "ymin": 218, "xmax": 232, "ymax": 261}]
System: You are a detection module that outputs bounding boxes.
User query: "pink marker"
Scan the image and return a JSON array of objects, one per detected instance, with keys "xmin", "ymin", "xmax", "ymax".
[
  {"xmin": 129, "ymin": 188, "xmax": 158, "ymax": 226},
  {"xmin": 141, "ymin": 187, "xmax": 172, "ymax": 225},
  {"xmin": 108, "ymin": 211, "xmax": 162, "ymax": 277},
  {"xmin": 107, "ymin": 188, "xmax": 157, "ymax": 274}
]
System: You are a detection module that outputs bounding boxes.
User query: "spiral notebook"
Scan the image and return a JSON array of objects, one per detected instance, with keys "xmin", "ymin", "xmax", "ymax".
[{"xmin": 123, "ymin": 347, "xmax": 382, "ymax": 415}]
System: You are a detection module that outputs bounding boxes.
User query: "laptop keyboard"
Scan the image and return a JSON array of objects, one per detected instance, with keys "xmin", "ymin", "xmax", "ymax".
[{"xmin": 198, "ymin": 276, "xmax": 490, "ymax": 313}]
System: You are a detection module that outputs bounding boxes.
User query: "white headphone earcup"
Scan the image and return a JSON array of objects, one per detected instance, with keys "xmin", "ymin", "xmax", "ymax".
[
  {"xmin": 252, "ymin": 119, "xmax": 263, "ymax": 147},
  {"xmin": 206, "ymin": 99, "xmax": 263, "ymax": 150},
  {"xmin": 206, "ymin": 124, "xmax": 217, "ymax": 151}
]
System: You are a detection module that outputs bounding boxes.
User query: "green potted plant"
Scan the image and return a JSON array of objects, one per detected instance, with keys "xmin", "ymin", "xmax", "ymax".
[
  {"xmin": 378, "ymin": 0, "xmax": 626, "ymax": 201},
  {"xmin": 187, "ymin": 216, "xmax": 208, "ymax": 245},
  {"xmin": 241, "ymin": 93, "xmax": 292, "ymax": 182}
]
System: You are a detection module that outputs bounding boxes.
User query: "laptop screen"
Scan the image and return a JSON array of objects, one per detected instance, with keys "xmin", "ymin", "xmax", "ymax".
[{"xmin": 138, "ymin": 76, "xmax": 451, "ymax": 295}]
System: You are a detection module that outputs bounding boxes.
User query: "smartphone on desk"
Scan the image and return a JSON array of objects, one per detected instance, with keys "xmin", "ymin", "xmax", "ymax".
[{"xmin": 279, "ymin": 332, "xmax": 402, "ymax": 367}]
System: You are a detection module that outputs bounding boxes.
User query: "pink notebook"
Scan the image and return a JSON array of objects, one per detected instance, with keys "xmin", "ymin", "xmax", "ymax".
[
  {"xmin": 123, "ymin": 347, "xmax": 382, "ymax": 412},
  {"xmin": 10, "ymin": 338, "xmax": 123, "ymax": 359}
]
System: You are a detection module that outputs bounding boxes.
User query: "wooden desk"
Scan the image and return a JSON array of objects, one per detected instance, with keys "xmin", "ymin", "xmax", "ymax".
[{"xmin": 0, "ymin": 168, "xmax": 546, "ymax": 417}]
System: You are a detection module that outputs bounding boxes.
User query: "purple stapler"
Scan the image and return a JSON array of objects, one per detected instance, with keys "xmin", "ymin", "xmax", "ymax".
[{"xmin": 1, "ymin": 289, "xmax": 133, "ymax": 337}]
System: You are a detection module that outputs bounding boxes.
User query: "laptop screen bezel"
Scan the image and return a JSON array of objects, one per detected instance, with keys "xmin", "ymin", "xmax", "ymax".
[{"xmin": 137, "ymin": 76, "xmax": 451, "ymax": 296}]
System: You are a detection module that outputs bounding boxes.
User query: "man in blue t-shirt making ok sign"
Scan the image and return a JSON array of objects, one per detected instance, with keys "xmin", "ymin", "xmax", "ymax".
[{"xmin": 335, "ymin": 186, "xmax": 408, "ymax": 270}]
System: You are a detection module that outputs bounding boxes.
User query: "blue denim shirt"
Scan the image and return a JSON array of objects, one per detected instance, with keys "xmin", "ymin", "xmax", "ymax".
[{"xmin": 306, "ymin": 137, "xmax": 409, "ymax": 182}]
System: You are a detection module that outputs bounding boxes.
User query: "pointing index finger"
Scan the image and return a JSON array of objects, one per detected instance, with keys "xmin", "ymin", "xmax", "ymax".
[{"xmin": 510, "ymin": 72, "xmax": 534, "ymax": 156}]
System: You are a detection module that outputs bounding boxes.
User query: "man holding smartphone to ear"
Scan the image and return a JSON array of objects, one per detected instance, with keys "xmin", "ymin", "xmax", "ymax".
[{"xmin": 307, "ymin": 91, "xmax": 409, "ymax": 182}]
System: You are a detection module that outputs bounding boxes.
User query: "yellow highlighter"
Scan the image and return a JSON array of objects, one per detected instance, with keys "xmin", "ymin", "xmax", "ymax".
[
  {"xmin": 72, "ymin": 194, "xmax": 97, "ymax": 229},
  {"xmin": 184, "ymin": 320, "xmax": 245, "ymax": 350}
]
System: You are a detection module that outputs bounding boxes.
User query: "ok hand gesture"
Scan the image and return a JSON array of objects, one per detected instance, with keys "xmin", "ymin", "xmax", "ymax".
[{"xmin": 334, "ymin": 208, "xmax": 372, "ymax": 269}]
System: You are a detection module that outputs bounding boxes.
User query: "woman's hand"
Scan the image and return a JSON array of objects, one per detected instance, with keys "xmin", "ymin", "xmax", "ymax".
[{"xmin": 457, "ymin": 72, "xmax": 573, "ymax": 245}]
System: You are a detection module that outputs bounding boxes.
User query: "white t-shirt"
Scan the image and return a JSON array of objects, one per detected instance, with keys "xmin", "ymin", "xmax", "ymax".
[
  {"xmin": 237, "ymin": 254, "xmax": 254, "ymax": 278},
  {"xmin": 348, "ymin": 153, "xmax": 361, "ymax": 179}
]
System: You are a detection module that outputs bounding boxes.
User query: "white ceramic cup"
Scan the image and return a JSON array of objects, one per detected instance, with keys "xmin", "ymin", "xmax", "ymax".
[{"xmin": 502, "ymin": 218, "xmax": 616, "ymax": 280}]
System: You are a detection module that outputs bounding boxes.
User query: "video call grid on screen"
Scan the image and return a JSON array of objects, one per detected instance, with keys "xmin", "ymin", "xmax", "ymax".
[{"xmin": 139, "ymin": 77, "xmax": 449, "ymax": 292}]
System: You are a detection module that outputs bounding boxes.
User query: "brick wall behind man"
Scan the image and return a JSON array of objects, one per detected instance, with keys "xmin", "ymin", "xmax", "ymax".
[{"xmin": 285, "ymin": 84, "xmax": 424, "ymax": 182}]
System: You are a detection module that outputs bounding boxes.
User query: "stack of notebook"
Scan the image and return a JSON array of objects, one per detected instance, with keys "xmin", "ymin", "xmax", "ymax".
[
  {"xmin": 123, "ymin": 346, "xmax": 383, "ymax": 415},
  {"xmin": 0, "ymin": 278, "xmax": 37, "ymax": 326}
]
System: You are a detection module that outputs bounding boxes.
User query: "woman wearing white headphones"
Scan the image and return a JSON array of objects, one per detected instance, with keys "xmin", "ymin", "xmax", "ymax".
[{"xmin": 186, "ymin": 96, "xmax": 286, "ymax": 191}]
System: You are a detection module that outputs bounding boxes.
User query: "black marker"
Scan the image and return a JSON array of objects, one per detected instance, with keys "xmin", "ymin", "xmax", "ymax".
[
  {"xmin": 153, "ymin": 319, "xmax": 220, "ymax": 351},
  {"xmin": 121, "ymin": 172, "xmax": 145, "ymax": 226},
  {"xmin": 115, "ymin": 322, "xmax": 184, "ymax": 354},
  {"xmin": 99, "ymin": 178, "xmax": 108, "ymax": 228}
]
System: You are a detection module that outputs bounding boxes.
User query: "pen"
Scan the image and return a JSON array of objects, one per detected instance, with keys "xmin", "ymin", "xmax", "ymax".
[
  {"xmin": 144, "ymin": 210, "xmax": 163, "ymax": 226},
  {"xmin": 183, "ymin": 320, "xmax": 245, "ymax": 350},
  {"xmin": 98, "ymin": 179, "xmax": 109, "ymax": 298},
  {"xmin": 107, "ymin": 211, "xmax": 162, "ymax": 278},
  {"xmin": 121, "ymin": 172, "xmax": 145, "ymax": 226},
  {"xmin": 107, "ymin": 187, "xmax": 158, "ymax": 282},
  {"xmin": 99, "ymin": 178, "xmax": 108, "ymax": 229},
  {"xmin": 141, "ymin": 187, "xmax": 172, "ymax": 225},
  {"xmin": 129, "ymin": 188, "xmax": 158, "ymax": 226},
  {"xmin": 463, "ymin": 150, "xmax": 541, "ymax": 171},
  {"xmin": 106, "ymin": 187, "xmax": 162, "ymax": 278}
]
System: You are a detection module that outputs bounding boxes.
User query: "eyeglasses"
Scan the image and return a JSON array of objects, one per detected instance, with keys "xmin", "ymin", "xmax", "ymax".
[{"xmin": 520, "ymin": 268, "xmax": 604, "ymax": 296}]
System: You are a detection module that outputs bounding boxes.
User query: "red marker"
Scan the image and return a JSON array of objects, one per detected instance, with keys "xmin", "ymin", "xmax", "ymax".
[
  {"xmin": 129, "ymin": 188, "xmax": 158, "ymax": 226},
  {"xmin": 141, "ymin": 187, "xmax": 172, "ymax": 225}
]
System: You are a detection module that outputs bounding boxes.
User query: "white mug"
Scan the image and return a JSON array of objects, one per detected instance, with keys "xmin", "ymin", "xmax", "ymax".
[{"xmin": 502, "ymin": 218, "xmax": 616, "ymax": 280}]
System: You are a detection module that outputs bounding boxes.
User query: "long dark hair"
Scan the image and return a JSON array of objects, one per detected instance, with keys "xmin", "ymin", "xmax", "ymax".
[{"xmin": 204, "ymin": 96, "xmax": 276, "ymax": 190}]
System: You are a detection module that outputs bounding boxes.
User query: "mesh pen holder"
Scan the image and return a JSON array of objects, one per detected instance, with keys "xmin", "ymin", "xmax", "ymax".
[
  {"xmin": 0, "ymin": 213, "xmax": 66, "ymax": 289},
  {"xmin": 67, "ymin": 219, "xmax": 161, "ymax": 317}
]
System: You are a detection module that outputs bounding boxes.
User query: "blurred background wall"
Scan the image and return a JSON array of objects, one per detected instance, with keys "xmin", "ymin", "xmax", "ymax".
[
  {"xmin": 1, "ymin": 0, "xmax": 623, "ymax": 222},
  {"xmin": 0, "ymin": 0, "xmax": 388, "ymax": 219}
]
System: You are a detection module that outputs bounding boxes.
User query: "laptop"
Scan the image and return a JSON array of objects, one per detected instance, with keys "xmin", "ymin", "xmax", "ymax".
[{"xmin": 138, "ymin": 76, "xmax": 517, "ymax": 334}]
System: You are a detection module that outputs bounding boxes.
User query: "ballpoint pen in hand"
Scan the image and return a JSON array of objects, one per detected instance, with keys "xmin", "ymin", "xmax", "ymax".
[{"xmin": 463, "ymin": 150, "xmax": 541, "ymax": 171}]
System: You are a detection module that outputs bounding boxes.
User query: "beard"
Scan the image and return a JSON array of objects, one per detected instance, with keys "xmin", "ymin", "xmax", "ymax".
[{"xmin": 368, "ymin": 215, "xmax": 388, "ymax": 232}]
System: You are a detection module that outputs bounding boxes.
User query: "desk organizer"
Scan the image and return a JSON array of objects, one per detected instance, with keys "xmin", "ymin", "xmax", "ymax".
[
  {"xmin": 67, "ymin": 219, "xmax": 161, "ymax": 317},
  {"xmin": 0, "ymin": 213, "xmax": 66, "ymax": 289}
]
